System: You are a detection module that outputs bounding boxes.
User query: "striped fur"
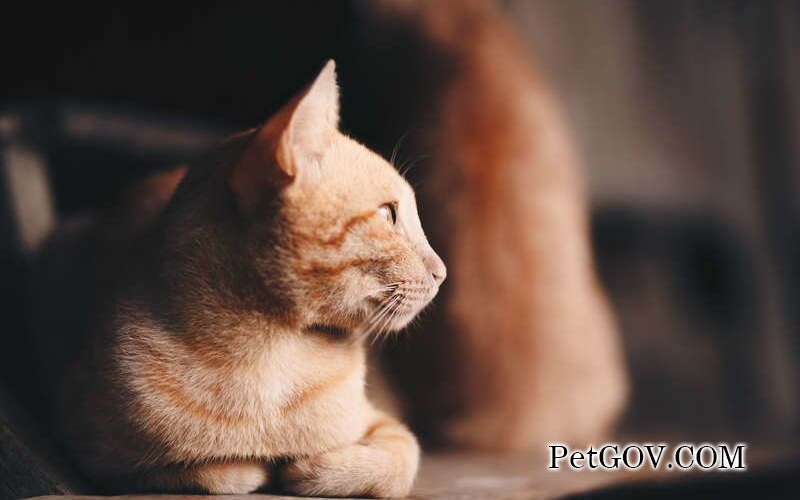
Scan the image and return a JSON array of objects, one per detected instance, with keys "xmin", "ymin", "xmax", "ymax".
[{"xmin": 53, "ymin": 61, "xmax": 442, "ymax": 496}]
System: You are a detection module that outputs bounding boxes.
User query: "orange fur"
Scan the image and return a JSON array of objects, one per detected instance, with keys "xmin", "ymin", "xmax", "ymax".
[
  {"xmin": 367, "ymin": 0, "xmax": 628, "ymax": 449},
  {"xmin": 35, "ymin": 2, "xmax": 629, "ymax": 494},
  {"xmin": 46, "ymin": 61, "xmax": 441, "ymax": 496}
]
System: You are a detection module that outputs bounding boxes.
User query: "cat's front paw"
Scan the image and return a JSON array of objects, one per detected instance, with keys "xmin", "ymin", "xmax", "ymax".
[
  {"xmin": 281, "ymin": 440, "xmax": 418, "ymax": 498},
  {"xmin": 195, "ymin": 461, "xmax": 270, "ymax": 494}
]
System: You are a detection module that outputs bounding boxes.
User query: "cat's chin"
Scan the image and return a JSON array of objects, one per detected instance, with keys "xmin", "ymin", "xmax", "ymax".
[
  {"xmin": 387, "ymin": 315, "xmax": 415, "ymax": 332},
  {"xmin": 386, "ymin": 303, "xmax": 429, "ymax": 331}
]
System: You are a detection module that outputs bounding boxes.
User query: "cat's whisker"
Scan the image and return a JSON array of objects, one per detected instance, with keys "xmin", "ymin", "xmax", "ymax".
[
  {"xmin": 372, "ymin": 295, "xmax": 404, "ymax": 346},
  {"xmin": 397, "ymin": 154, "xmax": 429, "ymax": 178},
  {"xmin": 369, "ymin": 295, "xmax": 400, "ymax": 330},
  {"xmin": 378, "ymin": 309, "xmax": 402, "ymax": 345},
  {"xmin": 356, "ymin": 293, "xmax": 399, "ymax": 341},
  {"xmin": 383, "ymin": 296, "xmax": 418, "ymax": 343},
  {"xmin": 389, "ymin": 132, "xmax": 409, "ymax": 168},
  {"xmin": 363, "ymin": 295, "xmax": 401, "ymax": 343},
  {"xmin": 372, "ymin": 314, "xmax": 392, "ymax": 345},
  {"xmin": 368, "ymin": 282, "xmax": 402, "ymax": 296},
  {"xmin": 367, "ymin": 294, "xmax": 397, "ymax": 323}
]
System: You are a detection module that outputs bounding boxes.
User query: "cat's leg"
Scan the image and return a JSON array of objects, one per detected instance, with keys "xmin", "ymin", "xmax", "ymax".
[
  {"xmin": 133, "ymin": 460, "xmax": 270, "ymax": 494},
  {"xmin": 280, "ymin": 413, "xmax": 419, "ymax": 498}
]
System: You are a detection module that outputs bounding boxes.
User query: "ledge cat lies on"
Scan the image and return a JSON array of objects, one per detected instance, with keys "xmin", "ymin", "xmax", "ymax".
[{"xmin": 41, "ymin": 61, "xmax": 444, "ymax": 496}]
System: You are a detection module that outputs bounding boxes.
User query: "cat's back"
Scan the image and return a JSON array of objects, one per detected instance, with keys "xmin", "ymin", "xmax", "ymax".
[{"xmin": 30, "ymin": 168, "xmax": 186, "ymax": 415}]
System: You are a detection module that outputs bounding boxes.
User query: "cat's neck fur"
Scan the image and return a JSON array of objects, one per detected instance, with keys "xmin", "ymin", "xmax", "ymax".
[{"xmin": 124, "ymin": 136, "xmax": 304, "ymax": 356}]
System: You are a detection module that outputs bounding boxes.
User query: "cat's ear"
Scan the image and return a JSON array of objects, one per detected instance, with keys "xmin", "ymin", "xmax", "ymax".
[
  {"xmin": 230, "ymin": 60, "xmax": 339, "ymax": 211},
  {"xmin": 277, "ymin": 59, "xmax": 340, "ymax": 174}
]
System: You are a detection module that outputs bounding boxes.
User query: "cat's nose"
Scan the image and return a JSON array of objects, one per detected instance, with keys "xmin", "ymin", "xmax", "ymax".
[{"xmin": 423, "ymin": 252, "xmax": 447, "ymax": 285}]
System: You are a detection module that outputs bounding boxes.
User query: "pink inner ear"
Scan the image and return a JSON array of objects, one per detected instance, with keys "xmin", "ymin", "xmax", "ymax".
[
  {"xmin": 228, "ymin": 60, "xmax": 341, "ymax": 213},
  {"xmin": 280, "ymin": 60, "xmax": 340, "ymax": 170}
]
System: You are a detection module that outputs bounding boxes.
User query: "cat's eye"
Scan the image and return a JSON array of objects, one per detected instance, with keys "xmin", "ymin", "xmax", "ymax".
[{"xmin": 378, "ymin": 202, "xmax": 397, "ymax": 225}]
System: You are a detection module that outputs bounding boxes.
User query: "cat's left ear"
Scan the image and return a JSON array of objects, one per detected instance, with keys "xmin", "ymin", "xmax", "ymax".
[
  {"xmin": 231, "ymin": 60, "xmax": 340, "ymax": 211},
  {"xmin": 277, "ymin": 59, "xmax": 340, "ymax": 176}
]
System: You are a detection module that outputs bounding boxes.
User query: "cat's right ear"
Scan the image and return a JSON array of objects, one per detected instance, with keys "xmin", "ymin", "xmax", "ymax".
[{"xmin": 230, "ymin": 60, "xmax": 340, "ymax": 214}]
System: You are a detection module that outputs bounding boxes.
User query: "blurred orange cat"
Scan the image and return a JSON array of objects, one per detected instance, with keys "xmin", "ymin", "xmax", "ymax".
[{"xmin": 365, "ymin": 0, "xmax": 628, "ymax": 450}]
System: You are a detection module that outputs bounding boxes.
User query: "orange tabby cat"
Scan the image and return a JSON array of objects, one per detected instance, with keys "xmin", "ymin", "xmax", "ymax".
[{"xmin": 50, "ymin": 61, "xmax": 442, "ymax": 496}]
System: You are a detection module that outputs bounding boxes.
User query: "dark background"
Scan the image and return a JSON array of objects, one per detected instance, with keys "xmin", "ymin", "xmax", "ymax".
[
  {"xmin": 509, "ymin": 1, "xmax": 800, "ymax": 439},
  {"xmin": 1, "ymin": 2, "xmax": 798, "ymax": 494}
]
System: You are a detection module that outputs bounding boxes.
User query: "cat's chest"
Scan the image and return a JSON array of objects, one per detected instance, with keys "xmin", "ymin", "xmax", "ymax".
[{"xmin": 119, "ymin": 333, "xmax": 370, "ymax": 460}]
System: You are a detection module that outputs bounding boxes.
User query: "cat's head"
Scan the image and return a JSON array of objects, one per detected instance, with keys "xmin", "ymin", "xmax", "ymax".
[{"xmin": 228, "ymin": 60, "xmax": 445, "ymax": 337}]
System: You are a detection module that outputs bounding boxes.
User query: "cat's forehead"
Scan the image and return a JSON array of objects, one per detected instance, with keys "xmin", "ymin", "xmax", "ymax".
[{"xmin": 320, "ymin": 135, "xmax": 413, "ymax": 202}]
